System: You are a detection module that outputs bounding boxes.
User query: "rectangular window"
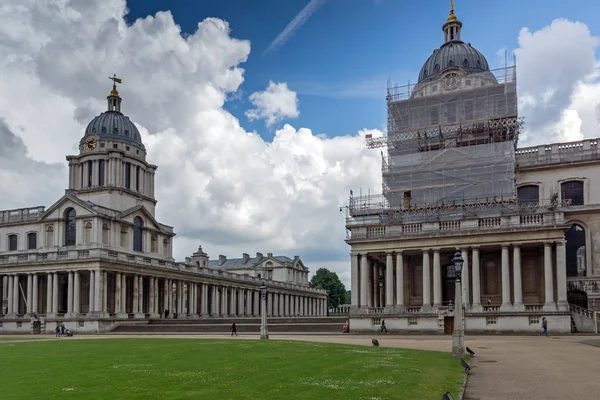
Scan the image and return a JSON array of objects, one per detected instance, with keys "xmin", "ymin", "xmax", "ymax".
[
  {"xmin": 136, "ymin": 166, "xmax": 140, "ymax": 192},
  {"xmin": 125, "ymin": 162, "xmax": 131, "ymax": 189},
  {"xmin": 561, "ymin": 181, "xmax": 584, "ymax": 206},
  {"xmin": 99, "ymin": 160, "xmax": 105, "ymax": 187},
  {"xmin": 88, "ymin": 160, "xmax": 93, "ymax": 187},
  {"xmin": 27, "ymin": 233, "xmax": 37, "ymax": 250},
  {"xmin": 518, "ymin": 185, "xmax": 540, "ymax": 204},
  {"xmin": 8, "ymin": 235, "xmax": 17, "ymax": 251}
]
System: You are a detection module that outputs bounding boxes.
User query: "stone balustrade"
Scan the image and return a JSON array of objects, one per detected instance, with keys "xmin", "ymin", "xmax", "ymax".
[
  {"xmin": 0, "ymin": 206, "xmax": 45, "ymax": 224},
  {"xmin": 516, "ymin": 139, "xmax": 600, "ymax": 168},
  {"xmin": 570, "ymin": 303, "xmax": 595, "ymax": 320}
]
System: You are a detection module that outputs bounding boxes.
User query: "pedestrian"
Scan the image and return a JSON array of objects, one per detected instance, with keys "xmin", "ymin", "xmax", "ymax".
[
  {"xmin": 380, "ymin": 319, "xmax": 388, "ymax": 334},
  {"xmin": 540, "ymin": 317, "xmax": 548, "ymax": 337},
  {"xmin": 487, "ymin": 297, "xmax": 492, "ymax": 306},
  {"xmin": 55, "ymin": 325, "xmax": 60, "ymax": 338},
  {"xmin": 60, "ymin": 324, "xmax": 65, "ymax": 336},
  {"xmin": 231, "ymin": 322, "xmax": 238, "ymax": 337}
]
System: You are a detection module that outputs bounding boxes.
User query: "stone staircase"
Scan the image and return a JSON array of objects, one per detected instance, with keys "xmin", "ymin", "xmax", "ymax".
[
  {"xmin": 570, "ymin": 304, "xmax": 599, "ymax": 333},
  {"xmin": 111, "ymin": 316, "xmax": 348, "ymax": 334}
]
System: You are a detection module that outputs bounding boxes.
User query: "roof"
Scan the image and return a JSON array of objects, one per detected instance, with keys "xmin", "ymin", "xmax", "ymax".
[
  {"xmin": 418, "ymin": 41, "xmax": 490, "ymax": 84},
  {"xmin": 84, "ymin": 111, "xmax": 144, "ymax": 149},
  {"xmin": 208, "ymin": 255, "xmax": 301, "ymax": 270}
]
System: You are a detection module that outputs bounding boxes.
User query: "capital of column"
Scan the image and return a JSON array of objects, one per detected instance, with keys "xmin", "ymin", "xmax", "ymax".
[
  {"xmin": 385, "ymin": 250, "xmax": 394, "ymax": 255},
  {"xmin": 510, "ymin": 242, "xmax": 523, "ymax": 248},
  {"xmin": 501, "ymin": 244, "xmax": 509, "ymax": 249},
  {"xmin": 350, "ymin": 251, "xmax": 360, "ymax": 256},
  {"xmin": 421, "ymin": 248, "xmax": 430, "ymax": 253},
  {"xmin": 555, "ymin": 239, "xmax": 566, "ymax": 246},
  {"xmin": 432, "ymin": 248, "xmax": 441, "ymax": 253}
]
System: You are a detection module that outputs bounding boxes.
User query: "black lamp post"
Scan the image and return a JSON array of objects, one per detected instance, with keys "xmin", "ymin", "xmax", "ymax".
[
  {"xmin": 451, "ymin": 249, "xmax": 465, "ymax": 359},
  {"xmin": 260, "ymin": 281, "xmax": 269, "ymax": 339}
]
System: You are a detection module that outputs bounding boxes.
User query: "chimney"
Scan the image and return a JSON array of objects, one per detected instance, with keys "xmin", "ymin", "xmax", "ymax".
[
  {"xmin": 294, "ymin": 255, "xmax": 299, "ymax": 261},
  {"xmin": 218, "ymin": 255, "xmax": 226, "ymax": 265},
  {"xmin": 243, "ymin": 253, "xmax": 250, "ymax": 263},
  {"xmin": 267, "ymin": 253, "xmax": 273, "ymax": 258},
  {"xmin": 256, "ymin": 252, "xmax": 263, "ymax": 261}
]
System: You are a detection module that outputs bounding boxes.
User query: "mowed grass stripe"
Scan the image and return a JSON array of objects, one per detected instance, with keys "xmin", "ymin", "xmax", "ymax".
[{"xmin": 0, "ymin": 339, "xmax": 464, "ymax": 399}]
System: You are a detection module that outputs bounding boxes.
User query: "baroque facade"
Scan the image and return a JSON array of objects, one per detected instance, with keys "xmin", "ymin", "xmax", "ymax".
[
  {"xmin": 0, "ymin": 79, "xmax": 327, "ymax": 333},
  {"xmin": 345, "ymin": 5, "xmax": 599, "ymax": 334}
]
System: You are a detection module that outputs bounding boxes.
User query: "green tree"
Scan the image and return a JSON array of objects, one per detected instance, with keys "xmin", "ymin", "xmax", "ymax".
[
  {"xmin": 309, "ymin": 268, "xmax": 346, "ymax": 309},
  {"xmin": 345, "ymin": 290, "xmax": 351, "ymax": 304}
]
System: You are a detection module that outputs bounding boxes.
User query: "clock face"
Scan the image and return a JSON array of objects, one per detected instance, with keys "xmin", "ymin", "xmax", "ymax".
[
  {"xmin": 84, "ymin": 137, "xmax": 97, "ymax": 151},
  {"xmin": 442, "ymin": 73, "xmax": 460, "ymax": 91}
]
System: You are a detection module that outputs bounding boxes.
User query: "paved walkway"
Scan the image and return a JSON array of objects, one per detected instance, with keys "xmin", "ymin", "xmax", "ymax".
[{"xmin": 2, "ymin": 333, "xmax": 599, "ymax": 399}]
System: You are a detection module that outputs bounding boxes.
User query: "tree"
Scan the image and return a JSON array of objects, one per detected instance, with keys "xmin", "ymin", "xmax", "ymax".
[
  {"xmin": 309, "ymin": 268, "xmax": 346, "ymax": 309},
  {"xmin": 345, "ymin": 290, "xmax": 351, "ymax": 304}
]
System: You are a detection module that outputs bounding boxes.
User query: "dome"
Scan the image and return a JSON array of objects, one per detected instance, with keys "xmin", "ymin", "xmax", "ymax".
[
  {"xmin": 84, "ymin": 111, "xmax": 144, "ymax": 149},
  {"xmin": 418, "ymin": 41, "xmax": 490, "ymax": 84}
]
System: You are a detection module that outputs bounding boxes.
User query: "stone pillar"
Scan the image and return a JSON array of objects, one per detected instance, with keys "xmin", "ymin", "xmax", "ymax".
[
  {"xmin": 556, "ymin": 240, "xmax": 568, "ymax": 310},
  {"xmin": 133, "ymin": 275, "xmax": 139, "ymax": 314},
  {"xmin": 513, "ymin": 245, "xmax": 524, "ymax": 310},
  {"xmin": 115, "ymin": 272, "xmax": 122, "ymax": 313},
  {"xmin": 52, "ymin": 273, "xmax": 59, "ymax": 314},
  {"xmin": 67, "ymin": 271, "xmax": 74, "ymax": 315},
  {"xmin": 138, "ymin": 276, "xmax": 144, "ymax": 314},
  {"xmin": 351, "ymin": 253, "xmax": 359, "ymax": 308},
  {"xmin": 433, "ymin": 249, "xmax": 442, "ymax": 308},
  {"xmin": 26, "ymin": 274, "xmax": 33, "ymax": 314},
  {"xmin": 372, "ymin": 263, "xmax": 380, "ymax": 308},
  {"xmin": 230, "ymin": 287, "xmax": 237, "ymax": 316},
  {"xmin": 32, "ymin": 274, "xmax": 39, "ymax": 313},
  {"xmin": 94, "ymin": 270, "xmax": 101, "ymax": 313},
  {"xmin": 461, "ymin": 248, "xmax": 470, "ymax": 308},
  {"xmin": 385, "ymin": 252, "xmax": 394, "ymax": 308},
  {"xmin": 202, "ymin": 283, "xmax": 209, "ymax": 316},
  {"xmin": 500, "ymin": 245, "xmax": 511, "ymax": 311},
  {"xmin": 88, "ymin": 270, "xmax": 95, "ymax": 314},
  {"xmin": 73, "ymin": 271, "xmax": 80, "ymax": 314},
  {"xmin": 471, "ymin": 248, "xmax": 481, "ymax": 310},
  {"xmin": 544, "ymin": 242, "xmax": 556, "ymax": 310},
  {"xmin": 102, "ymin": 272, "xmax": 108, "ymax": 313},
  {"xmin": 121, "ymin": 274, "xmax": 127, "ymax": 314},
  {"xmin": 222, "ymin": 286, "xmax": 228, "ymax": 316},
  {"xmin": 46, "ymin": 273, "xmax": 53, "ymax": 314},
  {"xmin": 6, "ymin": 275, "xmax": 13, "ymax": 314},
  {"xmin": 395, "ymin": 252, "xmax": 404, "ymax": 310},
  {"xmin": 239, "ymin": 289, "xmax": 245, "ymax": 316},
  {"xmin": 253, "ymin": 290, "xmax": 260, "ymax": 316},
  {"xmin": 149, "ymin": 278, "xmax": 155, "ymax": 315},
  {"xmin": 360, "ymin": 254, "xmax": 369, "ymax": 308},
  {"xmin": 422, "ymin": 250, "xmax": 431, "ymax": 311}
]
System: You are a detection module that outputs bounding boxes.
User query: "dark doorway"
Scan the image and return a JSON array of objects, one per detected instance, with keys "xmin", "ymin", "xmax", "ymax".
[
  {"xmin": 444, "ymin": 317, "xmax": 454, "ymax": 335},
  {"xmin": 568, "ymin": 289, "xmax": 588, "ymax": 309},
  {"xmin": 566, "ymin": 224, "xmax": 586, "ymax": 277}
]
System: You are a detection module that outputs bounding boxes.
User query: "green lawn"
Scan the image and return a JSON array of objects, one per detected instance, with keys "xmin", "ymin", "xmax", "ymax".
[
  {"xmin": 0, "ymin": 338, "xmax": 464, "ymax": 399},
  {"xmin": 0, "ymin": 336, "xmax": 40, "ymax": 341}
]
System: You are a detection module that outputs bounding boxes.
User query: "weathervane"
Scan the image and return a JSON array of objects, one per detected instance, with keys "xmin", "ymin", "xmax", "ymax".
[
  {"xmin": 109, "ymin": 74, "xmax": 122, "ymax": 96},
  {"xmin": 448, "ymin": 0, "xmax": 457, "ymax": 22}
]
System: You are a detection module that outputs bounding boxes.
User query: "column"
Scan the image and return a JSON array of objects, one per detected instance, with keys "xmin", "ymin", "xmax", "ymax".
[
  {"xmin": 67, "ymin": 271, "xmax": 74, "ymax": 315},
  {"xmin": 422, "ymin": 250, "xmax": 431, "ymax": 310},
  {"xmin": 544, "ymin": 242, "xmax": 556, "ymax": 310},
  {"xmin": 32, "ymin": 274, "xmax": 39, "ymax": 314},
  {"xmin": 230, "ymin": 287, "xmax": 237, "ymax": 316},
  {"xmin": 52, "ymin": 272, "xmax": 59, "ymax": 314},
  {"xmin": 7, "ymin": 275, "xmax": 13, "ymax": 314},
  {"xmin": 556, "ymin": 240, "xmax": 568, "ymax": 310},
  {"xmin": 239, "ymin": 289, "xmax": 245, "ymax": 316},
  {"xmin": 139, "ymin": 276, "xmax": 144, "ymax": 314},
  {"xmin": 74, "ymin": 271, "xmax": 81, "ymax": 314},
  {"xmin": 433, "ymin": 249, "xmax": 442, "ymax": 308},
  {"xmin": 121, "ymin": 274, "xmax": 127, "ymax": 313},
  {"xmin": 395, "ymin": 252, "xmax": 404, "ymax": 309},
  {"xmin": 513, "ymin": 245, "xmax": 524, "ymax": 310},
  {"xmin": 46, "ymin": 273, "xmax": 53, "ymax": 314},
  {"xmin": 351, "ymin": 253, "xmax": 359, "ymax": 308},
  {"xmin": 102, "ymin": 272, "xmax": 108, "ymax": 313},
  {"xmin": 372, "ymin": 265, "xmax": 379, "ymax": 308},
  {"xmin": 461, "ymin": 248, "xmax": 470, "ymax": 308},
  {"xmin": 133, "ymin": 275, "xmax": 139, "ymax": 313},
  {"xmin": 385, "ymin": 252, "xmax": 394, "ymax": 308},
  {"xmin": 360, "ymin": 254, "xmax": 369, "ymax": 308},
  {"xmin": 26, "ymin": 274, "xmax": 33, "ymax": 314},
  {"xmin": 500, "ymin": 245, "xmax": 511, "ymax": 311},
  {"xmin": 94, "ymin": 270, "xmax": 101, "ymax": 313},
  {"xmin": 115, "ymin": 272, "xmax": 121, "ymax": 313},
  {"xmin": 13, "ymin": 275, "xmax": 19, "ymax": 314},
  {"xmin": 472, "ymin": 248, "xmax": 481, "ymax": 310},
  {"xmin": 222, "ymin": 286, "xmax": 228, "ymax": 316},
  {"xmin": 202, "ymin": 283, "xmax": 209, "ymax": 316},
  {"xmin": 253, "ymin": 290, "xmax": 260, "ymax": 316},
  {"xmin": 89, "ymin": 270, "xmax": 95, "ymax": 314}
]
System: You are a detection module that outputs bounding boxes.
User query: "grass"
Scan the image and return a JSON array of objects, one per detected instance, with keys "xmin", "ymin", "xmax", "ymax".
[
  {"xmin": 0, "ymin": 336, "xmax": 41, "ymax": 341},
  {"xmin": 0, "ymin": 338, "xmax": 464, "ymax": 399}
]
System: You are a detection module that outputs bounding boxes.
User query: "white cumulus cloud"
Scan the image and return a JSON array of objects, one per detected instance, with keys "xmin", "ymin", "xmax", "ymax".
[{"xmin": 246, "ymin": 81, "xmax": 300, "ymax": 127}]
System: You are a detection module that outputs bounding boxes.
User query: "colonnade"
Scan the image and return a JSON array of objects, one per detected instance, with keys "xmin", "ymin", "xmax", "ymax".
[
  {"xmin": 0, "ymin": 270, "xmax": 328, "ymax": 318},
  {"xmin": 350, "ymin": 241, "xmax": 569, "ymax": 312}
]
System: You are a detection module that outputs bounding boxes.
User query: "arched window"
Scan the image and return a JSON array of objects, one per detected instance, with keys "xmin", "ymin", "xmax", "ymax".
[
  {"xmin": 566, "ymin": 224, "xmax": 586, "ymax": 277},
  {"xmin": 517, "ymin": 185, "xmax": 539, "ymax": 204},
  {"xmin": 150, "ymin": 234, "xmax": 157, "ymax": 253},
  {"xmin": 133, "ymin": 217, "xmax": 143, "ymax": 252},
  {"xmin": 27, "ymin": 232, "xmax": 37, "ymax": 250},
  {"xmin": 8, "ymin": 234, "xmax": 17, "ymax": 251},
  {"xmin": 561, "ymin": 181, "xmax": 584, "ymax": 206},
  {"xmin": 45, "ymin": 225, "xmax": 54, "ymax": 247},
  {"xmin": 64, "ymin": 208, "xmax": 76, "ymax": 246},
  {"xmin": 102, "ymin": 223, "xmax": 110, "ymax": 245},
  {"xmin": 120, "ymin": 225, "xmax": 128, "ymax": 248},
  {"xmin": 83, "ymin": 221, "xmax": 92, "ymax": 243}
]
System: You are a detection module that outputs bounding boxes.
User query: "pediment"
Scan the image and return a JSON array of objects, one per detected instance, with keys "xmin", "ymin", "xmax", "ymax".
[
  {"xmin": 40, "ymin": 194, "xmax": 98, "ymax": 221},
  {"xmin": 116, "ymin": 205, "xmax": 168, "ymax": 233}
]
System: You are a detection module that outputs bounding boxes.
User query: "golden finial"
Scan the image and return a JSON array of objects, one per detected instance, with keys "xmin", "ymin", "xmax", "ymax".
[
  {"xmin": 109, "ymin": 74, "xmax": 122, "ymax": 96},
  {"xmin": 447, "ymin": 0, "xmax": 457, "ymax": 22}
]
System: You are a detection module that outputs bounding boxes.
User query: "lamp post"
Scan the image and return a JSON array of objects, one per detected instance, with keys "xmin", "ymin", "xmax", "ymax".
[
  {"xmin": 451, "ymin": 248, "xmax": 465, "ymax": 359},
  {"xmin": 378, "ymin": 275, "xmax": 384, "ymax": 308},
  {"xmin": 260, "ymin": 281, "xmax": 269, "ymax": 340}
]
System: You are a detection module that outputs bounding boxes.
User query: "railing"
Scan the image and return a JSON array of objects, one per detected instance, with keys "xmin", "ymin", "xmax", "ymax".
[
  {"xmin": 483, "ymin": 305, "xmax": 500, "ymax": 312},
  {"xmin": 329, "ymin": 305, "xmax": 350, "ymax": 315},
  {"xmin": 405, "ymin": 307, "xmax": 421, "ymax": 313},
  {"xmin": 0, "ymin": 246, "xmax": 327, "ymax": 296},
  {"xmin": 516, "ymin": 139, "xmax": 600, "ymax": 167},
  {"xmin": 368, "ymin": 307, "xmax": 385, "ymax": 314},
  {"xmin": 570, "ymin": 304, "xmax": 595, "ymax": 320},
  {"xmin": 0, "ymin": 206, "xmax": 45, "ymax": 224},
  {"xmin": 525, "ymin": 304, "xmax": 544, "ymax": 311}
]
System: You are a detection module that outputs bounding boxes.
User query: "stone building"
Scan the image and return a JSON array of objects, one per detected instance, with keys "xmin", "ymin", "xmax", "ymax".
[
  {"xmin": 0, "ymin": 78, "xmax": 327, "ymax": 333},
  {"xmin": 345, "ymin": 4, "xmax": 599, "ymax": 334}
]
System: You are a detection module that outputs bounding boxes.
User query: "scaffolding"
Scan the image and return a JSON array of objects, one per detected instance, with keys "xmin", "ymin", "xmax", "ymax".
[{"xmin": 365, "ymin": 65, "xmax": 521, "ymax": 209}]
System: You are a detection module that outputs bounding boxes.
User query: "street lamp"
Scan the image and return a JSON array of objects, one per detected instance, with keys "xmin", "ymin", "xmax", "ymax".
[
  {"xmin": 451, "ymin": 249, "xmax": 465, "ymax": 359},
  {"xmin": 260, "ymin": 281, "xmax": 269, "ymax": 340}
]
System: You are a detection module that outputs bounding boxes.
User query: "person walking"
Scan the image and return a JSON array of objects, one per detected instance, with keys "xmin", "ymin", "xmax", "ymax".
[
  {"xmin": 230, "ymin": 322, "xmax": 238, "ymax": 337},
  {"xmin": 380, "ymin": 319, "xmax": 388, "ymax": 334},
  {"xmin": 540, "ymin": 317, "xmax": 548, "ymax": 337}
]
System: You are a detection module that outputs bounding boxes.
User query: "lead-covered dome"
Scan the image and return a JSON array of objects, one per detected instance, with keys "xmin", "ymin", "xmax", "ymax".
[{"xmin": 418, "ymin": 41, "xmax": 490, "ymax": 84}]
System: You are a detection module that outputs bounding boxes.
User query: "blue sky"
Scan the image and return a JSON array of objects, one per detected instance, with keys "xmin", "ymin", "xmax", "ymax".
[{"xmin": 126, "ymin": 0, "xmax": 600, "ymax": 140}]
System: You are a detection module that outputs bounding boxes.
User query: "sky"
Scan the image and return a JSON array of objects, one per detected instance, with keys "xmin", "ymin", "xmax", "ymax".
[{"xmin": 1, "ymin": 0, "xmax": 599, "ymax": 287}]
